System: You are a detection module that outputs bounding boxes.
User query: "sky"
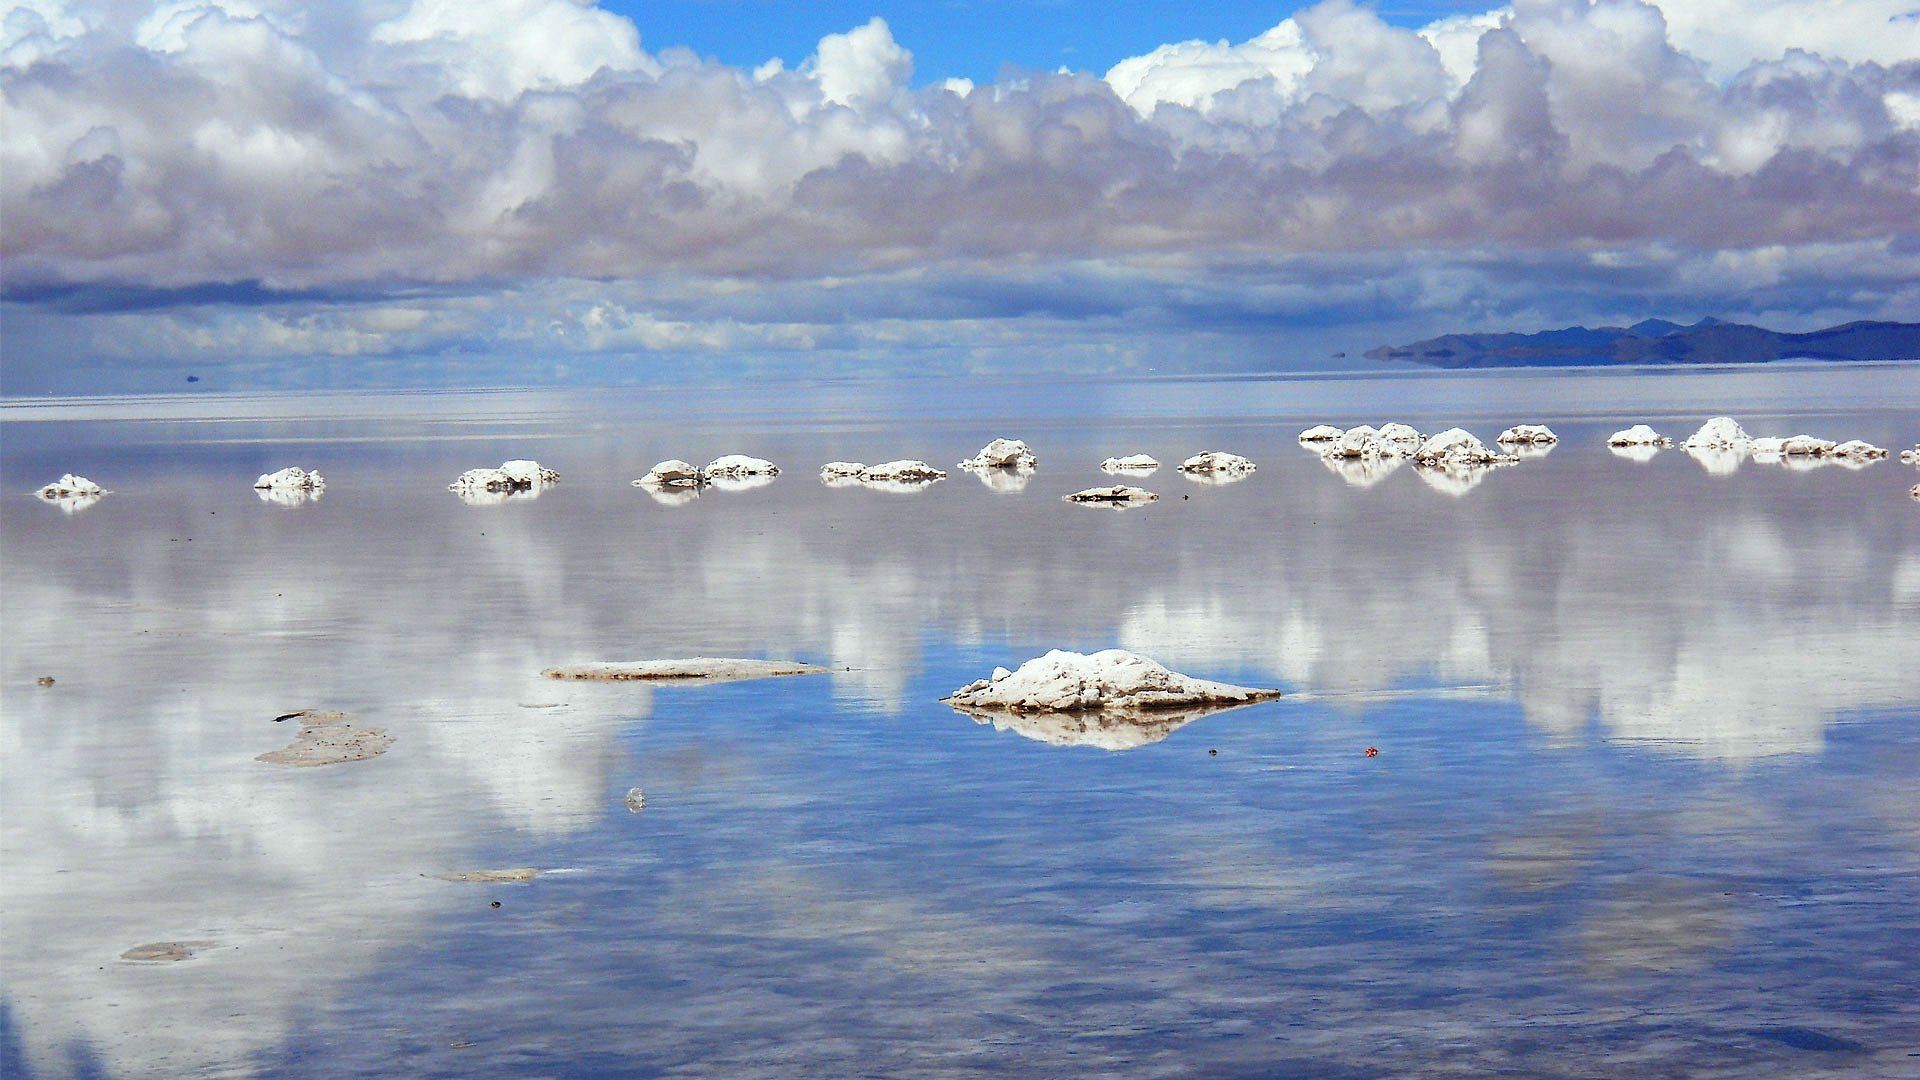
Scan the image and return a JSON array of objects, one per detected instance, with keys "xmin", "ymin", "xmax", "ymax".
[{"xmin": 2, "ymin": 0, "xmax": 1918, "ymax": 392}]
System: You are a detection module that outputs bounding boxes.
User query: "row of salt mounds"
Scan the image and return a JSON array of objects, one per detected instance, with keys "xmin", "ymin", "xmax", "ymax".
[
  {"xmin": 944, "ymin": 649, "xmax": 1278, "ymax": 714},
  {"xmin": 959, "ymin": 438, "xmax": 1037, "ymax": 472},
  {"xmin": 820, "ymin": 459, "xmax": 948, "ymax": 492},
  {"xmin": 254, "ymin": 466, "xmax": 324, "ymax": 491},
  {"xmin": 1318, "ymin": 423, "xmax": 1426, "ymax": 461},
  {"xmin": 635, "ymin": 455, "xmax": 780, "ymax": 496},
  {"xmin": 1681, "ymin": 417, "xmax": 1888, "ymax": 472},
  {"xmin": 1101, "ymin": 454, "xmax": 1160, "ymax": 473}
]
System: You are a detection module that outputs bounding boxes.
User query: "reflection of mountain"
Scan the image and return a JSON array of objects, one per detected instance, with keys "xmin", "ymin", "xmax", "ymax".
[{"xmin": 1370, "ymin": 318, "xmax": 1920, "ymax": 368}]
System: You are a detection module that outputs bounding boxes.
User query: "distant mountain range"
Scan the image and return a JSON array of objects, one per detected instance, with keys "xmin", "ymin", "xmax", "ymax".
[{"xmin": 1366, "ymin": 318, "xmax": 1920, "ymax": 368}]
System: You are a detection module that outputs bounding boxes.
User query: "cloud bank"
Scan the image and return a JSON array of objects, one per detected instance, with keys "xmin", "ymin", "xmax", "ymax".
[{"xmin": 2, "ymin": 0, "xmax": 1917, "ymax": 384}]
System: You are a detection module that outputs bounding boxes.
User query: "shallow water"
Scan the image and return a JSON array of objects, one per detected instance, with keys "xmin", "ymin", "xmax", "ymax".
[{"xmin": 4, "ymin": 365, "xmax": 1919, "ymax": 1077}]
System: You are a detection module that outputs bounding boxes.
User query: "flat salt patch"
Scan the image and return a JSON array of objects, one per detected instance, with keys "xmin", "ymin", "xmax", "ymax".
[
  {"xmin": 1298, "ymin": 425, "xmax": 1344, "ymax": 442},
  {"xmin": 1683, "ymin": 416, "xmax": 1749, "ymax": 449},
  {"xmin": 436, "ymin": 868, "xmax": 543, "ymax": 884},
  {"xmin": 1608, "ymin": 424, "xmax": 1672, "ymax": 447},
  {"xmin": 1178, "ymin": 451, "xmax": 1256, "ymax": 475},
  {"xmin": 257, "ymin": 710, "xmax": 393, "ymax": 767},
  {"xmin": 944, "ymin": 649, "xmax": 1279, "ymax": 714},
  {"xmin": 542, "ymin": 658, "xmax": 828, "ymax": 682},
  {"xmin": 1064, "ymin": 485, "xmax": 1158, "ymax": 507},
  {"xmin": 121, "ymin": 941, "xmax": 218, "ymax": 963},
  {"xmin": 1497, "ymin": 424, "xmax": 1558, "ymax": 444},
  {"xmin": 253, "ymin": 466, "xmax": 324, "ymax": 490},
  {"xmin": 635, "ymin": 460, "xmax": 703, "ymax": 488},
  {"xmin": 704, "ymin": 455, "xmax": 779, "ymax": 478},
  {"xmin": 1101, "ymin": 455, "xmax": 1160, "ymax": 473},
  {"xmin": 960, "ymin": 438, "xmax": 1037, "ymax": 471}
]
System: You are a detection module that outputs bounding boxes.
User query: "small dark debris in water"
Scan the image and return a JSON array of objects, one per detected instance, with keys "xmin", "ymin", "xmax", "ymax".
[
  {"xmin": 450, "ymin": 1042, "xmax": 474, "ymax": 1050},
  {"xmin": 186, "ymin": 375, "xmax": 199, "ymax": 382},
  {"xmin": 1208, "ymin": 748, "xmax": 1218, "ymax": 756},
  {"xmin": 1365, "ymin": 747, "xmax": 1379, "ymax": 757},
  {"xmin": 1182, "ymin": 494, "xmax": 1189, "ymax": 500},
  {"xmin": 36, "ymin": 676, "xmax": 54, "ymax": 686},
  {"xmin": 490, "ymin": 900, "xmax": 502, "ymax": 909},
  {"xmin": 272, "ymin": 713, "xmax": 301, "ymax": 722}
]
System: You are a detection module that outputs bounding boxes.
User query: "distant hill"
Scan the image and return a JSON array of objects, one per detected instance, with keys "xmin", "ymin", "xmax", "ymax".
[{"xmin": 1366, "ymin": 318, "xmax": 1920, "ymax": 368}]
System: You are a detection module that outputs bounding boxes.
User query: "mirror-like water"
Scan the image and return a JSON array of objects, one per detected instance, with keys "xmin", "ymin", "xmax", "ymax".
[{"xmin": 4, "ymin": 365, "xmax": 1918, "ymax": 1077}]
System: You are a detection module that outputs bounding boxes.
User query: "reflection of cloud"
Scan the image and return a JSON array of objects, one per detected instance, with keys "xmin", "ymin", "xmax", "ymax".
[{"xmin": 1578, "ymin": 877, "xmax": 1738, "ymax": 975}]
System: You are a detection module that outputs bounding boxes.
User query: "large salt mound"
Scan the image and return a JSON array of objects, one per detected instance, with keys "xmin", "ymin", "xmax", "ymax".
[
  {"xmin": 1683, "ymin": 417, "xmax": 1749, "ymax": 449},
  {"xmin": 944, "ymin": 649, "xmax": 1279, "ymax": 713},
  {"xmin": 1608, "ymin": 424, "xmax": 1672, "ymax": 447},
  {"xmin": 960, "ymin": 438, "xmax": 1037, "ymax": 471},
  {"xmin": 1414, "ymin": 429, "xmax": 1514, "ymax": 466}
]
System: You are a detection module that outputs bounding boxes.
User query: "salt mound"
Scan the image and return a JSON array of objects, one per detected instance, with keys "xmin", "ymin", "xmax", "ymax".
[
  {"xmin": 960, "ymin": 438, "xmax": 1037, "ymax": 471},
  {"xmin": 705, "ymin": 455, "xmax": 779, "ymax": 478},
  {"xmin": 1900, "ymin": 445, "xmax": 1919, "ymax": 464},
  {"xmin": 1608, "ymin": 424, "xmax": 1672, "ymax": 447},
  {"xmin": 450, "ymin": 460, "xmax": 558, "ymax": 497},
  {"xmin": 1178, "ymin": 451, "xmax": 1256, "ymax": 475},
  {"xmin": 1064, "ymin": 485, "xmax": 1158, "ymax": 507},
  {"xmin": 863, "ymin": 459, "xmax": 948, "ymax": 482},
  {"xmin": 1780, "ymin": 435, "xmax": 1837, "ymax": 456},
  {"xmin": 944, "ymin": 649, "xmax": 1279, "ymax": 713},
  {"xmin": 1497, "ymin": 424, "xmax": 1558, "ymax": 444},
  {"xmin": 821, "ymin": 460, "xmax": 948, "ymax": 490},
  {"xmin": 1298, "ymin": 425, "xmax": 1344, "ymax": 442},
  {"xmin": 1831, "ymin": 441, "xmax": 1887, "ymax": 460},
  {"xmin": 543, "ymin": 658, "xmax": 827, "ymax": 682},
  {"xmin": 1375, "ymin": 423, "xmax": 1424, "ymax": 450},
  {"xmin": 634, "ymin": 460, "xmax": 703, "ymax": 489},
  {"xmin": 1324, "ymin": 427, "xmax": 1387, "ymax": 459},
  {"xmin": 1683, "ymin": 417, "xmax": 1749, "ymax": 450},
  {"xmin": 254, "ymin": 466, "xmax": 324, "ymax": 490},
  {"xmin": 34, "ymin": 473, "xmax": 104, "ymax": 500},
  {"xmin": 1101, "ymin": 454, "xmax": 1160, "ymax": 473},
  {"xmin": 820, "ymin": 462, "xmax": 867, "ymax": 480},
  {"xmin": 1414, "ymin": 429, "xmax": 1515, "ymax": 466},
  {"xmin": 499, "ymin": 460, "xmax": 559, "ymax": 486}
]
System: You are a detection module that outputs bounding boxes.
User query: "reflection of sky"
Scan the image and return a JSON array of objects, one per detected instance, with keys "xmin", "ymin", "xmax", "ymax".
[{"xmin": 3, "ymin": 369, "xmax": 1917, "ymax": 1076}]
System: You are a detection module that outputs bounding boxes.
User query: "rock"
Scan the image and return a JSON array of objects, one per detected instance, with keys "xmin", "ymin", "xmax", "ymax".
[
  {"xmin": 1608, "ymin": 424, "xmax": 1673, "ymax": 447},
  {"xmin": 436, "ymin": 868, "xmax": 542, "ymax": 884},
  {"xmin": 1177, "ymin": 451, "xmax": 1256, "ymax": 476},
  {"xmin": 256, "ymin": 710, "xmax": 394, "ymax": 767},
  {"xmin": 1414, "ymin": 429, "xmax": 1516, "ymax": 466},
  {"xmin": 1297, "ymin": 425, "xmax": 1344, "ymax": 443},
  {"xmin": 704, "ymin": 455, "xmax": 779, "ymax": 478},
  {"xmin": 959, "ymin": 438, "xmax": 1037, "ymax": 471},
  {"xmin": 1497, "ymin": 424, "xmax": 1558, "ymax": 444},
  {"xmin": 634, "ymin": 460, "xmax": 704, "ymax": 489},
  {"xmin": 121, "ymin": 941, "xmax": 216, "ymax": 963},
  {"xmin": 542, "ymin": 658, "xmax": 828, "ymax": 682},
  {"xmin": 1683, "ymin": 416, "xmax": 1749, "ymax": 450},
  {"xmin": 1100, "ymin": 455, "xmax": 1160, "ymax": 473},
  {"xmin": 253, "ymin": 466, "xmax": 324, "ymax": 490},
  {"xmin": 943, "ymin": 649, "xmax": 1279, "ymax": 714},
  {"xmin": 1064, "ymin": 485, "xmax": 1158, "ymax": 507},
  {"xmin": 625, "ymin": 787, "xmax": 646, "ymax": 812},
  {"xmin": 36, "ymin": 676, "xmax": 54, "ymax": 686}
]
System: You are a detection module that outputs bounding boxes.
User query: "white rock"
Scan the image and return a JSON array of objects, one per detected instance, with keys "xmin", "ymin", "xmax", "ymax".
[
  {"xmin": 1178, "ymin": 451, "xmax": 1256, "ymax": 475},
  {"xmin": 253, "ymin": 466, "xmax": 324, "ymax": 490},
  {"xmin": 943, "ymin": 649, "xmax": 1279, "ymax": 714},
  {"xmin": 1607, "ymin": 424, "xmax": 1672, "ymax": 447},
  {"xmin": 704, "ymin": 454, "xmax": 779, "ymax": 478},
  {"xmin": 1414, "ymin": 429, "xmax": 1514, "ymax": 466},
  {"xmin": 1100, "ymin": 454, "xmax": 1160, "ymax": 473},
  {"xmin": 1297, "ymin": 425, "xmax": 1344, "ymax": 442},
  {"xmin": 1497, "ymin": 424, "xmax": 1558, "ymax": 444},
  {"xmin": 635, "ymin": 459, "xmax": 704, "ymax": 488},
  {"xmin": 1683, "ymin": 417, "xmax": 1749, "ymax": 450},
  {"xmin": 1063, "ymin": 485, "xmax": 1158, "ymax": 506},
  {"xmin": 34, "ymin": 473, "xmax": 104, "ymax": 500},
  {"xmin": 959, "ymin": 438, "xmax": 1037, "ymax": 471}
]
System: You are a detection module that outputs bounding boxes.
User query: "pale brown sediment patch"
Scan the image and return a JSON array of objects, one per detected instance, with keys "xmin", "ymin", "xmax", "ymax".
[
  {"xmin": 436, "ymin": 868, "xmax": 542, "ymax": 884},
  {"xmin": 121, "ymin": 941, "xmax": 216, "ymax": 962},
  {"xmin": 542, "ymin": 658, "xmax": 827, "ymax": 682},
  {"xmin": 257, "ymin": 710, "xmax": 393, "ymax": 767}
]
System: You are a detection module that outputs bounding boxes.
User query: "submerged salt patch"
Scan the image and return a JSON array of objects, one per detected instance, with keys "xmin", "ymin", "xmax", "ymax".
[
  {"xmin": 1608, "ymin": 424, "xmax": 1673, "ymax": 447},
  {"xmin": 121, "ymin": 941, "xmax": 217, "ymax": 963},
  {"xmin": 1064, "ymin": 485, "xmax": 1158, "ymax": 506},
  {"xmin": 257, "ymin": 710, "xmax": 393, "ymax": 767},
  {"xmin": 960, "ymin": 438, "xmax": 1037, "ymax": 471},
  {"xmin": 542, "ymin": 658, "xmax": 828, "ymax": 682},
  {"xmin": 437, "ymin": 868, "xmax": 542, "ymax": 884},
  {"xmin": 944, "ymin": 649, "xmax": 1279, "ymax": 713},
  {"xmin": 254, "ymin": 466, "xmax": 324, "ymax": 490}
]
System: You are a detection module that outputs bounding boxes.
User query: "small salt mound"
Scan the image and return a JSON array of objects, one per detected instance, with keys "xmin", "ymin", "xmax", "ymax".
[
  {"xmin": 1683, "ymin": 417, "xmax": 1749, "ymax": 449},
  {"xmin": 1413, "ymin": 429, "xmax": 1514, "ymax": 466},
  {"xmin": 1497, "ymin": 424, "xmax": 1558, "ymax": 444},
  {"xmin": 254, "ymin": 466, "xmax": 324, "ymax": 490},
  {"xmin": 1064, "ymin": 485, "xmax": 1158, "ymax": 506},
  {"xmin": 862, "ymin": 459, "xmax": 948, "ymax": 482},
  {"xmin": 960, "ymin": 438, "xmax": 1037, "ymax": 471},
  {"xmin": 1178, "ymin": 451, "xmax": 1256, "ymax": 475},
  {"xmin": 1101, "ymin": 454, "xmax": 1160, "ymax": 473},
  {"xmin": 1375, "ymin": 423, "xmax": 1424, "ymax": 450},
  {"xmin": 820, "ymin": 461, "xmax": 867, "ymax": 479},
  {"xmin": 1780, "ymin": 435, "xmax": 1837, "ymax": 456},
  {"xmin": 944, "ymin": 649, "xmax": 1279, "ymax": 714},
  {"xmin": 705, "ymin": 455, "xmax": 779, "ymax": 478},
  {"xmin": 450, "ymin": 460, "xmax": 558, "ymax": 495},
  {"xmin": 499, "ymin": 460, "xmax": 559, "ymax": 486},
  {"xmin": 1608, "ymin": 424, "xmax": 1672, "ymax": 447},
  {"xmin": 34, "ymin": 473, "xmax": 104, "ymax": 499},
  {"xmin": 1900, "ymin": 445, "xmax": 1920, "ymax": 465},
  {"xmin": 1297, "ymin": 425, "xmax": 1344, "ymax": 443},
  {"xmin": 634, "ymin": 460, "xmax": 703, "ymax": 489}
]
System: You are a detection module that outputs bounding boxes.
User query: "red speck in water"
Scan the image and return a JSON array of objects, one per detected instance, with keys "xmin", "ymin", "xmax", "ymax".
[{"xmin": 1364, "ymin": 747, "xmax": 1379, "ymax": 757}]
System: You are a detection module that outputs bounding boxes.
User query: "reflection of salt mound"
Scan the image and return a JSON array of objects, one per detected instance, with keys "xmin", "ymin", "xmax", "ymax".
[
  {"xmin": 1608, "ymin": 424, "xmax": 1672, "ymax": 447},
  {"xmin": 1414, "ymin": 429, "xmax": 1516, "ymax": 466},
  {"xmin": 1415, "ymin": 462, "xmax": 1508, "ymax": 496},
  {"xmin": 1609, "ymin": 443, "xmax": 1663, "ymax": 464},
  {"xmin": 1100, "ymin": 455, "xmax": 1160, "ymax": 474},
  {"xmin": 944, "ymin": 649, "xmax": 1278, "ymax": 713},
  {"xmin": 971, "ymin": 465, "xmax": 1033, "ymax": 492},
  {"xmin": 1321, "ymin": 453, "xmax": 1404, "ymax": 488},
  {"xmin": 704, "ymin": 455, "xmax": 779, "ymax": 479},
  {"xmin": 1497, "ymin": 424, "xmax": 1558, "ymax": 445},
  {"xmin": 951, "ymin": 702, "xmax": 1239, "ymax": 751},
  {"xmin": 642, "ymin": 485, "xmax": 701, "ymax": 506},
  {"xmin": 255, "ymin": 486, "xmax": 322, "ymax": 507},
  {"xmin": 1064, "ymin": 485, "xmax": 1158, "ymax": 508},
  {"xmin": 1682, "ymin": 416, "xmax": 1749, "ymax": 450},
  {"xmin": 1685, "ymin": 446, "xmax": 1745, "ymax": 475},
  {"xmin": 959, "ymin": 438, "xmax": 1036, "ymax": 471},
  {"xmin": 1297, "ymin": 425, "xmax": 1343, "ymax": 443},
  {"xmin": 1509, "ymin": 441, "xmax": 1556, "ymax": 461},
  {"xmin": 1177, "ymin": 451, "xmax": 1256, "ymax": 481},
  {"xmin": 708, "ymin": 474, "xmax": 776, "ymax": 493},
  {"xmin": 450, "ymin": 460, "xmax": 558, "ymax": 502},
  {"xmin": 820, "ymin": 459, "xmax": 948, "ymax": 491}
]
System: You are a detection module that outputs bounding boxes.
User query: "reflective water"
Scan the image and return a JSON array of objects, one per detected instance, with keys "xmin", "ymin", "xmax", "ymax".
[{"xmin": 4, "ymin": 365, "xmax": 1919, "ymax": 1077}]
